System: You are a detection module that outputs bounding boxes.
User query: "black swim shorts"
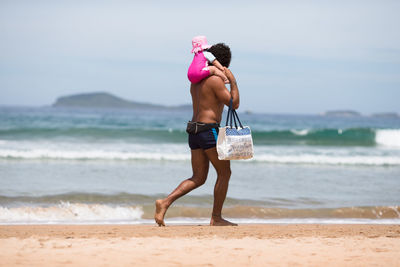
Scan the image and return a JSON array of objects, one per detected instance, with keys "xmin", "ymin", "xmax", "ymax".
[{"xmin": 188, "ymin": 127, "xmax": 219, "ymax": 150}]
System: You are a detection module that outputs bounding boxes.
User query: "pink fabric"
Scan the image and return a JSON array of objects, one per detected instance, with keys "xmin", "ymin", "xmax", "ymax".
[
  {"xmin": 187, "ymin": 52, "xmax": 210, "ymax": 84},
  {"xmin": 191, "ymin": 36, "xmax": 211, "ymax": 53}
]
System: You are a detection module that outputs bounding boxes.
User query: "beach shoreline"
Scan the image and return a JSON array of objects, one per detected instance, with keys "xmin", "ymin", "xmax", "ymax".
[{"xmin": 1, "ymin": 224, "xmax": 399, "ymax": 266}]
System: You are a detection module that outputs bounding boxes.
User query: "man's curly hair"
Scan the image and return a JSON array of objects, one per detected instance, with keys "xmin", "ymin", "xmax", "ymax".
[{"xmin": 206, "ymin": 43, "xmax": 231, "ymax": 68}]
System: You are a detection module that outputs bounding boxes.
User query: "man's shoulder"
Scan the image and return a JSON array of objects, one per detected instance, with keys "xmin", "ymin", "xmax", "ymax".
[{"xmin": 203, "ymin": 76, "xmax": 225, "ymax": 88}]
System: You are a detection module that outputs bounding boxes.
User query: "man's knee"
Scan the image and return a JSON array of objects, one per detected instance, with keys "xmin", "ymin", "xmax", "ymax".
[
  {"xmin": 190, "ymin": 175, "xmax": 207, "ymax": 186},
  {"xmin": 217, "ymin": 168, "xmax": 231, "ymax": 179}
]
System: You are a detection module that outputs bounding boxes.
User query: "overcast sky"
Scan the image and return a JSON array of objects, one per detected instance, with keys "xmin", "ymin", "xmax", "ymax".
[{"xmin": 1, "ymin": 0, "xmax": 399, "ymax": 114}]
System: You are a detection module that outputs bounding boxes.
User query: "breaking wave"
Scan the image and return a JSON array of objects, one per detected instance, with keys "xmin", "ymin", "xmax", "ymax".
[
  {"xmin": 0, "ymin": 147, "xmax": 399, "ymax": 165},
  {"xmin": 0, "ymin": 202, "xmax": 144, "ymax": 224},
  {"xmin": 1, "ymin": 193, "xmax": 399, "ymax": 224},
  {"xmin": 1, "ymin": 127, "xmax": 400, "ymax": 147},
  {"xmin": 1, "ymin": 203, "xmax": 399, "ymax": 224},
  {"xmin": 375, "ymin": 129, "xmax": 400, "ymax": 148}
]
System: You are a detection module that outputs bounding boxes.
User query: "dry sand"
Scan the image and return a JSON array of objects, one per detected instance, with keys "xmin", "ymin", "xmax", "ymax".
[{"xmin": 1, "ymin": 224, "xmax": 399, "ymax": 266}]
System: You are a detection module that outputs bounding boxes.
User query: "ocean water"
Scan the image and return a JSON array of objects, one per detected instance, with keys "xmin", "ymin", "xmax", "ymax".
[{"xmin": 0, "ymin": 106, "xmax": 400, "ymax": 225}]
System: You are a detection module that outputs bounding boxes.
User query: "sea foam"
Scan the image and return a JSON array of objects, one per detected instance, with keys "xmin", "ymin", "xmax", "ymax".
[
  {"xmin": 375, "ymin": 129, "xmax": 400, "ymax": 148},
  {"xmin": 254, "ymin": 154, "xmax": 400, "ymax": 166},
  {"xmin": 1, "ymin": 203, "xmax": 400, "ymax": 225},
  {"xmin": 290, "ymin": 129, "xmax": 310, "ymax": 136},
  {"xmin": 0, "ymin": 149, "xmax": 190, "ymax": 161},
  {"xmin": 0, "ymin": 202, "xmax": 143, "ymax": 224},
  {"xmin": 1, "ymin": 148, "xmax": 399, "ymax": 165},
  {"xmin": 1, "ymin": 129, "xmax": 400, "ymax": 166}
]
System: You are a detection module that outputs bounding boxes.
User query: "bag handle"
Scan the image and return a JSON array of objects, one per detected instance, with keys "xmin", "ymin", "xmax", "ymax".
[
  {"xmin": 225, "ymin": 98, "xmax": 244, "ymax": 129},
  {"xmin": 225, "ymin": 98, "xmax": 232, "ymax": 127},
  {"xmin": 230, "ymin": 99, "xmax": 238, "ymax": 128},
  {"xmin": 232, "ymin": 109, "xmax": 243, "ymax": 128}
]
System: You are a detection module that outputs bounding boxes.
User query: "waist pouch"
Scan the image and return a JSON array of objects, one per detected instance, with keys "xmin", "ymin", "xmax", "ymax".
[{"xmin": 186, "ymin": 121, "xmax": 220, "ymax": 134}]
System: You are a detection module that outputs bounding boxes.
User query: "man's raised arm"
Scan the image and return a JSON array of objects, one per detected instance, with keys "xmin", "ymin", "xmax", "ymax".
[
  {"xmin": 212, "ymin": 68, "xmax": 240, "ymax": 109},
  {"xmin": 225, "ymin": 68, "xmax": 239, "ymax": 109}
]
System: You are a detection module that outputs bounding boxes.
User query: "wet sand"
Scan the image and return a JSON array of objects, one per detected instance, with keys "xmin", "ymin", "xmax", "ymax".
[{"xmin": 1, "ymin": 224, "xmax": 399, "ymax": 266}]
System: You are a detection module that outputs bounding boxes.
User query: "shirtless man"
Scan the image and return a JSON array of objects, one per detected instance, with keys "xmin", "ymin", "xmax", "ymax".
[{"xmin": 155, "ymin": 43, "xmax": 239, "ymax": 226}]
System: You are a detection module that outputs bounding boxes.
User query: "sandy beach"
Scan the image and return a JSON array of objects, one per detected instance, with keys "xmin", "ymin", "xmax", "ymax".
[{"xmin": 1, "ymin": 224, "xmax": 399, "ymax": 266}]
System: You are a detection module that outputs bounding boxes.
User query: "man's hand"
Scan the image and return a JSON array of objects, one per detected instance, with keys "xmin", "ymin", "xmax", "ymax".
[
  {"xmin": 222, "ymin": 68, "xmax": 239, "ymax": 109},
  {"xmin": 212, "ymin": 67, "xmax": 239, "ymax": 109},
  {"xmin": 223, "ymin": 67, "xmax": 237, "ymax": 85}
]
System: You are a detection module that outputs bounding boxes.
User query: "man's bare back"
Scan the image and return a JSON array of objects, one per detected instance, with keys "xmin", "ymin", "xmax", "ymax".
[
  {"xmin": 190, "ymin": 76, "xmax": 225, "ymax": 124},
  {"xmin": 191, "ymin": 70, "xmax": 239, "ymax": 124}
]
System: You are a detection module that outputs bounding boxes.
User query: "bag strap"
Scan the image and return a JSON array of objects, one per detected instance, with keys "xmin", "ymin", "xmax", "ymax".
[
  {"xmin": 225, "ymin": 98, "xmax": 232, "ymax": 127},
  {"xmin": 225, "ymin": 98, "xmax": 244, "ymax": 129},
  {"xmin": 232, "ymin": 110, "xmax": 243, "ymax": 128},
  {"xmin": 225, "ymin": 98, "xmax": 234, "ymax": 128},
  {"xmin": 232, "ymin": 108, "xmax": 238, "ymax": 128}
]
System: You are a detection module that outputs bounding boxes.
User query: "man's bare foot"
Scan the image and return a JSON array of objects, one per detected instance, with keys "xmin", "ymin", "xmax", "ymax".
[
  {"xmin": 210, "ymin": 216, "xmax": 238, "ymax": 226},
  {"xmin": 154, "ymin": 199, "xmax": 168, "ymax": 226}
]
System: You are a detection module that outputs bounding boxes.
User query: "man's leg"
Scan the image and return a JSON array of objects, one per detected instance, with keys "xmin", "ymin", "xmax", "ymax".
[
  {"xmin": 204, "ymin": 147, "xmax": 237, "ymax": 226},
  {"xmin": 154, "ymin": 149, "xmax": 209, "ymax": 226}
]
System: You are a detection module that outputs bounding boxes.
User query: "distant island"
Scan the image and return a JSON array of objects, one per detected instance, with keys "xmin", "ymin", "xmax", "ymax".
[
  {"xmin": 321, "ymin": 110, "xmax": 399, "ymax": 118},
  {"xmin": 322, "ymin": 110, "xmax": 361, "ymax": 117},
  {"xmin": 371, "ymin": 112, "xmax": 399, "ymax": 118},
  {"xmin": 52, "ymin": 92, "xmax": 191, "ymax": 111}
]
